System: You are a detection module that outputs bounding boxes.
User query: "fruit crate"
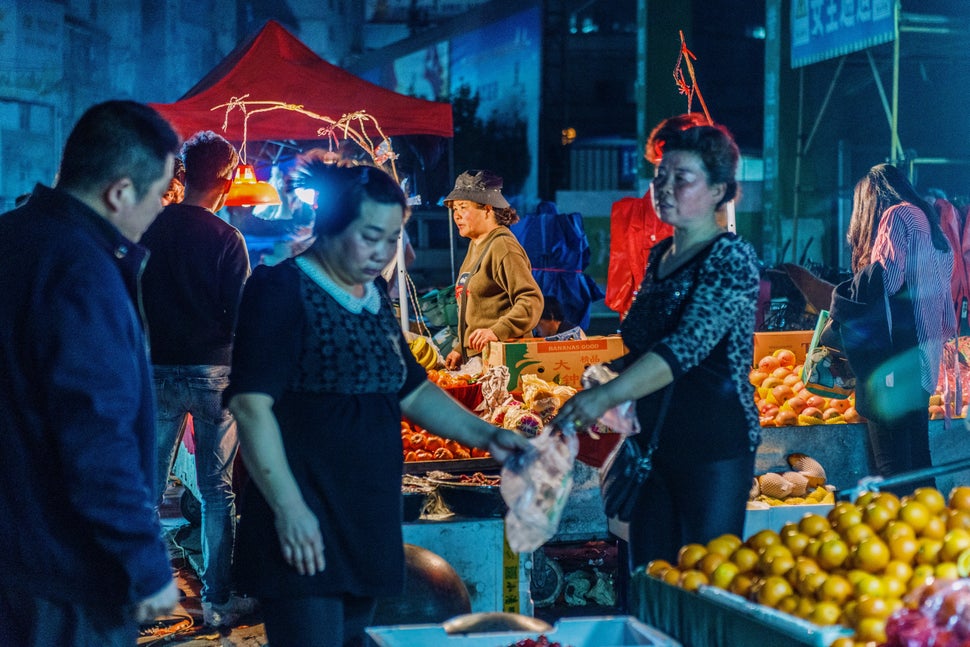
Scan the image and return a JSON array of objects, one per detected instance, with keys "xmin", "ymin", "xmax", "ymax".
[
  {"xmin": 366, "ymin": 615, "xmax": 680, "ymax": 647},
  {"xmin": 633, "ymin": 572, "xmax": 852, "ymax": 647}
]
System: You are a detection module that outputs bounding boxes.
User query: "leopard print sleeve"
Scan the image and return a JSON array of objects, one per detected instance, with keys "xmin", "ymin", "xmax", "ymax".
[{"xmin": 653, "ymin": 235, "xmax": 762, "ymax": 446}]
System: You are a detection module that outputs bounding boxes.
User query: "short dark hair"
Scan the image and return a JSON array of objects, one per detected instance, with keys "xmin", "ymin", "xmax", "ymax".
[
  {"xmin": 56, "ymin": 101, "xmax": 180, "ymax": 199},
  {"xmin": 290, "ymin": 162, "xmax": 407, "ymax": 238},
  {"xmin": 660, "ymin": 124, "xmax": 740, "ymax": 207},
  {"xmin": 181, "ymin": 131, "xmax": 238, "ymax": 192},
  {"xmin": 645, "ymin": 112, "xmax": 711, "ymax": 165}
]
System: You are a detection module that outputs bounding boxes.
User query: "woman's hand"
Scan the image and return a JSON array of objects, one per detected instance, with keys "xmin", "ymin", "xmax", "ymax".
[
  {"xmin": 553, "ymin": 386, "xmax": 615, "ymax": 431},
  {"xmin": 445, "ymin": 350, "xmax": 463, "ymax": 370},
  {"xmin": 468, "ymin": 328, "xmax": 498, "ymax": 351},
  {"xmin": 274, "ymin": 501, "xmax": 326, "ymax": 576},
  {"xmin": 486, "ymin": 426, "xmax": 532, "ymax": 463}
]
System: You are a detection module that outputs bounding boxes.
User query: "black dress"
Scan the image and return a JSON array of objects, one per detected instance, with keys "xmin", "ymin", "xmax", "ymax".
[{"xmin": 226, "ymin": 259, "xmax": 426, "ymax": 599}]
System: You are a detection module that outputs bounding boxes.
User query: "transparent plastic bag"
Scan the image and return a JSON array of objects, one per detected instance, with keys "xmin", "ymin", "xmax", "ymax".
[
  {"xmin": 886, "ymin": 578, "xmax": 970, "ymax": 645},
  {"xmin": 500, "ymin": 423, "xmax": 579, "ymax": 553},
  {"xmin": 581, "ymin": 363, "xmax": 640, "ymax": 437}
]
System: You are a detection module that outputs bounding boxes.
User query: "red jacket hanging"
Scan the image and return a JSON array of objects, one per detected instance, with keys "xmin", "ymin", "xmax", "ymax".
[{"xmin": 605, "ymin": 185, "xmax": 673, "ymax": 317}]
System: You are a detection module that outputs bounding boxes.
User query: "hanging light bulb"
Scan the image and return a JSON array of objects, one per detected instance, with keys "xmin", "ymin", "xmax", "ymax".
[{"xmin": 224, "ymin": 162, "xmax": 282, "ymax": 207}]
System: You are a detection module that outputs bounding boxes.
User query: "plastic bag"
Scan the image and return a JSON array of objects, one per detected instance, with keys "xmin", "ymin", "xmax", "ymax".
[
  {"xmin": 581, "ymin": 364, "xmax": 640, "ymax": 437},
  {"xmin": 885, "ymin": 578, "xmax": 970, "ymax": 646},
  {"xmin": 500, "ymin": 424, "xmax": 579, "ymax": 553}
]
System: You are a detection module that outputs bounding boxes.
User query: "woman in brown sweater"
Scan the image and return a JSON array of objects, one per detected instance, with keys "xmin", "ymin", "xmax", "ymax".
[{"xmin": 443, "ymin": 169, "xmax": 543, "ymax": 369}]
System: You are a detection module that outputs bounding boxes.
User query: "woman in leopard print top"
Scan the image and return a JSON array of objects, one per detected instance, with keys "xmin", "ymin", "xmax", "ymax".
[{"xmin": 557, "ymin": 124, "xmax": 761, "ymax": 571}]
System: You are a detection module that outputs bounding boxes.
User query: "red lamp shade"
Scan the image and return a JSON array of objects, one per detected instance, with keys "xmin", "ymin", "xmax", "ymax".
[{"xmin": 224, "ymin": 163, "xmax": 281, "ymax": 207}]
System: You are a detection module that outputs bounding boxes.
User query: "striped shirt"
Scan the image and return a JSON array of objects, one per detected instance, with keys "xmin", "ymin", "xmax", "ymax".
[{"xmin": 871, "ymin": 202, "xmax": 956, "ymax": 392}]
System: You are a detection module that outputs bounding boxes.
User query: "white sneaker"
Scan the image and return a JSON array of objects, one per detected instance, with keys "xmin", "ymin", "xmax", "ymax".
[{"xmin": 201, "ymin": 595, "xmax": 258, "ymax": 627}]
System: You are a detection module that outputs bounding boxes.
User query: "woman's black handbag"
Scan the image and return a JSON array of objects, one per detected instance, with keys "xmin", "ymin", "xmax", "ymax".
[
  {"xmin": 600, "ymin": 386, "xmax": 670, "ymax": 522},
  {"xmin": 601, "ymin": 438, "xmax": 656, "ymax": 521}
]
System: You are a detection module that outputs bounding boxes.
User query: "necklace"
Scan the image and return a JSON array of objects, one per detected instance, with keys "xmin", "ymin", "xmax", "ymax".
[{"xmin": 295, "ymin": 255, "xmax": 381, "ymax": 314}]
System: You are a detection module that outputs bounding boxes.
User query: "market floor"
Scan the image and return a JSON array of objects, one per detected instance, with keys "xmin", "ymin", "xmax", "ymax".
[{"xmin": 138, "ymin": 484, "xmax": 267, "ymax": 646}]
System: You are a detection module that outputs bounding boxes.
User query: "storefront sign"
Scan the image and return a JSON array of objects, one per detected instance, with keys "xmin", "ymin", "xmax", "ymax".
[{"xmin": 791, "ymin": 0, "xmax": 895, "ymax": 68}]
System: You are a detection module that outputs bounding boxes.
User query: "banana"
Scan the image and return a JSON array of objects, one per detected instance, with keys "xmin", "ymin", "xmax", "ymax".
[
  {"xmin": 418, "ymin": 344, "xmax": 437, "ymax": 369},
  {"xmin": 408, "ymin": 337, "xmax": 438, "ymax": 369}
]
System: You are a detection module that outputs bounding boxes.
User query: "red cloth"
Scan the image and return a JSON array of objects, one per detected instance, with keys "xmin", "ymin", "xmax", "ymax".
[
  {"xmin": 150, "ymin": 21, "xmax": 453, "ymax": 140},
  {"xmin": 605, "ymin": 186, "xmax": 673, "ymax": 316}
]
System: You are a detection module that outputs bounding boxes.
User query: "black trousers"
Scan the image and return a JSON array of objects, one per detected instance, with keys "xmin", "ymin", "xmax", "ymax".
[
  {"xmin": 626, "ymin": 451, "xmax": 756, "ymax": 569},
  {"xmin": 855, "ymin": 344, "xmax": 933, "ymax": 493}
]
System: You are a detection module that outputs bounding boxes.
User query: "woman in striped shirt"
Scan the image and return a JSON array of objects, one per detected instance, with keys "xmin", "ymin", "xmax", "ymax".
[{"xmin": 847, "ymin": 163, "xmax": 955, "ymax": 485}]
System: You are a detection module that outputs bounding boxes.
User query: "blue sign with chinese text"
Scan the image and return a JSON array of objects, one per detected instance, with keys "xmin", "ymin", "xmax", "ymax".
[{"xmin": 791, "ymin": 0, "xmax": 896, "ymax": 68}]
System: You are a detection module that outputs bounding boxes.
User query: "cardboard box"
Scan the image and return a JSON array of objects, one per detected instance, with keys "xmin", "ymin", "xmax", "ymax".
[
  {"xmin": 752, "ymin": 331, "xmax": 814, "ymax": 365},
  {"xmin": 366, "ymin": 615, "xmax": 680, "ymax": 647},
  {"xmin": 485, "ymin": 336, "xmax": 627, "ymax": 391}
]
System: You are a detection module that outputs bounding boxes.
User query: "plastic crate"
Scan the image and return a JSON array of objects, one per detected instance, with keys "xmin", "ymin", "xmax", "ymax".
[{"xmin": 365, "ymin": 615, "xmax": 680, "ymax": 647}]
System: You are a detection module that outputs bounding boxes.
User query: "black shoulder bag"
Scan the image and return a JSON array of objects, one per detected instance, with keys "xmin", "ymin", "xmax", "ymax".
[{"xmin": 600, "ymin": 387, "xmax": 672, "ymax": 521}]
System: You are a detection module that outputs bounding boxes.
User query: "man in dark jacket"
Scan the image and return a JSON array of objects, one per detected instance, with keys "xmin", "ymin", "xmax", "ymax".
[
  {"xmin": 140, "ymin": 130, "xmax": 253, "ymax": 627},
  {"xmin": 0, "ymin": 101, "xmax": 180, "ymax": 645}
]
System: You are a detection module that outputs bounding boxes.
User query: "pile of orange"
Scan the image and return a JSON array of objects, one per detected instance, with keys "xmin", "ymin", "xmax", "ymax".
[
  {"xmin": 400, "ymin": 419, "xmax": 489, "ymax": 462},
  {"xmin": 426, "ymin": 369, "xmax": 475, "ymax": 388},
  {"xmin": 752, "ymin": 348, "xmax": 961, "ymax": 425},
  {"xmin": 750, "ymin": 349, "xmax": 863, "ymax": 427},
  {"xmin": 647, "ymin": 485, "xmax": 970, "ymax": 645}
]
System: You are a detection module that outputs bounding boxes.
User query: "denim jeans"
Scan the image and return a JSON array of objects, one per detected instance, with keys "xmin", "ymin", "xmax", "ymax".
[{"xmin": 153, "ymin": 364, "xmax": 238, "ymax": 604}]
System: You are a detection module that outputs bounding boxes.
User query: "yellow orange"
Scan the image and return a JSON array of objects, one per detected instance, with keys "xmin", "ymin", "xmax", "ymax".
[
  {"xmin": 646, "ymin": 559, "xmax": 672, "ymax": 578},
  {"xmin": 862, "ymin": 502, "xmax": 894, "ymax": 532},
  {"xmin": 698, "ymin": 552, "xmax": 727, "ymax": 578},
  {"xmin": 948, "ymin": 486, "xmax": 970, "ymax": 512},
  {"xmin": 899, "ymin": 500, "xmax": 932, "ymax": 533},
  {"xmin": 710, "ymin": 561, "xmax": 740, "ymax": 590},
  {"xmin": 756, "ymin": 575, "xmax": 794, "ymax": 608},
  {"xmin": 818, "ymin": 574, "xmax": 853, "ymax": 604},
  {"xmin": 677, "ymin": 543, "xmax": 708, "ymax": 570},
  {"xmin": 799, "ymin": 514, "xmax": 832, "ymax": 538},
  {"xmin": 913, "ymin": 487, "xmax": 947, "ymax": 515},
  {"xmin": 817, "ymin": 539, "xmax": 850, "ymax": 570},
  {"xmin": 851, "ymin": 536, "xmax": 890, "ymax": 573},
  {"xmin": 679, "ymin": 569, "xmax": 709, "ymax": 592},
  {"xmin": 888, "ymin": 535, "xmax": 919, "ymax": 563}
]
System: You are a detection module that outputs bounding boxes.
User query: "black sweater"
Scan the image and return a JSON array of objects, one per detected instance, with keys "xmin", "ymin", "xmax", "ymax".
[{"xmin": 140, "ymin": 203, "xmax": 250, "ymax": 365}]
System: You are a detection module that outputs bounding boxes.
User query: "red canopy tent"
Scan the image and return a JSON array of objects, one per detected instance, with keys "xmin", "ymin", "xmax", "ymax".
[{"xmin": 150, "ymin": 20, "xmax": 453, "ymax": 141}]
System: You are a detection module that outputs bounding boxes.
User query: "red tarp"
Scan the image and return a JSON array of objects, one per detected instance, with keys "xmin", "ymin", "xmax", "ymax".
[{"xmin": 150, "ymin": 20, "xmax": 453, "ymax": 141}]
